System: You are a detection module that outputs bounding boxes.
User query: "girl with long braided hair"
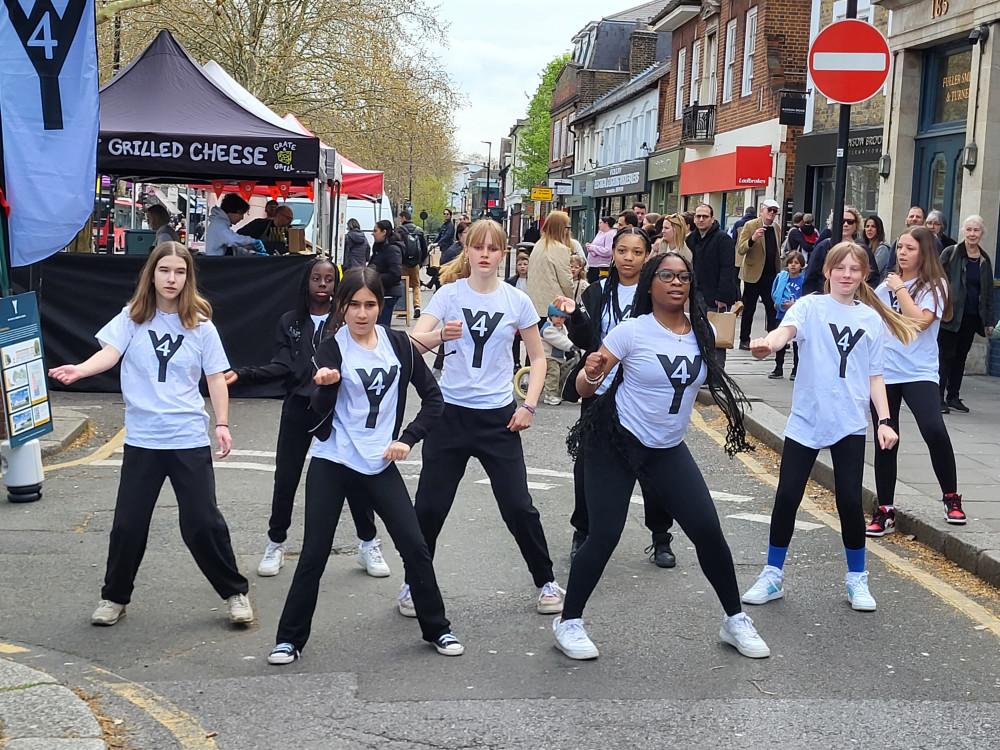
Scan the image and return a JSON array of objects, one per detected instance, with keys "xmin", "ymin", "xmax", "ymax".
[{"xmin": 553, "ymin": 251, "xmax": 768, "ymax": 661}]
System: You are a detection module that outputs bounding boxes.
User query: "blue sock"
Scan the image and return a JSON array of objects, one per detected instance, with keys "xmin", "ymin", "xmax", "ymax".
[
  {"xmin": 766, "ymin": 544, "xmax": 788, "ymax": 569},
  {"xmin": 845, "ymin": 546, "xmax": 866, "ymax": 573}
]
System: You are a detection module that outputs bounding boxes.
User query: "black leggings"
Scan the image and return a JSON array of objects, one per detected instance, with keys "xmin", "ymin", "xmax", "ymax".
[
  {"xmin": 276, "ymin": 458, "xmax": 451, "ymax": 651},
  {"xmin": 570, "ymin": 396, "xmax": 674, "ymax": 540},
  {"xmin": 268, "ymin": 395, "xmax": 376, "ymax": 544},
  {"xmin": 938, "ymin": 313, "xmax": 980, "ymax": 401},
  {"xmin": 414, "ymin": 402, "xmax": 555, "ymax": 588},
  {"xmin": 870, "ymin": 381, "xmax": 957, "ymax": 505},
  {"xmin": 563, "ymin": 435, "xmax": 742, "ymax": 621},
  {"xmin": 770, "ymin": 435, "xmax": 866, "ymax": 551}
]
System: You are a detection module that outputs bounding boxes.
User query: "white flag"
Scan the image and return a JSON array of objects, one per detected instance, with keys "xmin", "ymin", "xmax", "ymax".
[{"xmin": 0, "ymin": 0, "xmax": 98, "ymax": 266}]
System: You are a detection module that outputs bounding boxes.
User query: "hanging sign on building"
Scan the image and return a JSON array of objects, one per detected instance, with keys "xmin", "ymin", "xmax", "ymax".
[
  {"xmin": 592, "ymin": 159, "xmax": 648, "ymax": 198},
  {"xmin": 530, "ymin": 186, "xmax": 553, "ymax": 201},
  {"xmin": 808, "ymin": 20, "xmax": 890, "ymax": 105},
  {"xmin": 779, "ymin": 95, "xmax": 808, "ymax": 127}
]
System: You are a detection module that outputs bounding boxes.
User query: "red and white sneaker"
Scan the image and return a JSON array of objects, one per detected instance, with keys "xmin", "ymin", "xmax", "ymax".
[
  {"xmin": 865, "ymin": 506, "xmax": 896, "ymax": 537},
  {"xmin": 944, "ymin": 493, "xmax": 967, "ymax": 525}
]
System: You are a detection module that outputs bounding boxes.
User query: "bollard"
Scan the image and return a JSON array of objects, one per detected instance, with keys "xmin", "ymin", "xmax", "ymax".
[{"xmin": 1, "ymin": 439, "xmax": 44, "ymax": 503}]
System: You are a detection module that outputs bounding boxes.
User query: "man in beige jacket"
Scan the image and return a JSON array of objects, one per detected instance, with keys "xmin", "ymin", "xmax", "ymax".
[{"xmin": 736, "ymin": 199, "xmax": 783, "ymax": 349}]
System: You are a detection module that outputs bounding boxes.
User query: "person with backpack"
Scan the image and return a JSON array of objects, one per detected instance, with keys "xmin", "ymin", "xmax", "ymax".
[{"xmin": 398, "ymin": 211, "xmax": 428, "ymax": 318}]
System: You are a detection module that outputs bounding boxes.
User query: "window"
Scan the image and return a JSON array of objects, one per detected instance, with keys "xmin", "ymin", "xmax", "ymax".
[
  {"xmin": 741, "ymin": 7, "xmax": 757, "ymax": 97},
  {"xmin": 705, "ymin": 32, "xmax": 718, "ymax": 105},
  {"xmin": 723, "ymin": 19, "xmax": 737, "ymax": 102},
  {"xmin": 552, "ymin": 119, "xmax": 561, "ymax": 161},
  {"xmin": 675, "ymin": 48, "xmax": 686, "ymax": 119},
  {"xmin": 690, "ymin": 40, "xmax": 702, "ymax": 105},
  {"xmin": 833, "ymin": 0, "xmax": 872, "ymax": 23},
  {"xmin": 562, "ymin": 117, "xmax": 570, "ymax": 161}
]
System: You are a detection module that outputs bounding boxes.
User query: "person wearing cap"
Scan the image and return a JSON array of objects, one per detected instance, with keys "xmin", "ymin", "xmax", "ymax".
[
  {"xmin": 540, "ymin": 302, "xmax": 580, "ymax": 406},
  {"xmin": 736, "ymin": 199, "xmax": 783, "ymax": 349}
]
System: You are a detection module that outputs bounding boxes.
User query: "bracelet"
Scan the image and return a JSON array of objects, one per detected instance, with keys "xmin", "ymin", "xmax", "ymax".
[
  {"xmin": 583, "ymin": 370, "xmax": 605, "ymax": 385},
  {"xmin": 522, "ymin": 404, "xmax": 535, "ymax": 415},
  {"xmin": 216, "ymin": 423, "xmax": 229, "ymax": 428},
  {"xmin": 440, "ymin": 329, "xmax": 446, "ymax": 344},
  {"xmin": 878, "ymin": 417, "xmax": 893, "ymax": 428}
]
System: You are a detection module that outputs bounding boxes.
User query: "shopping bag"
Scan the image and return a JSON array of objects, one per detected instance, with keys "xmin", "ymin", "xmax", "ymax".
[{"xmin": 707, "ymin": 310, "xmax": 737, "ymax": 349}]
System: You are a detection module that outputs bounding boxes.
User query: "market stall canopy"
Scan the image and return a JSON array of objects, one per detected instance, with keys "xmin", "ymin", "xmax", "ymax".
[
  {"xmin": 281, "ymin": 115, "xmax": 383, "ymax": 200},
  {"xmin": 98, "ymin": 30, "xmax": 320, "ymax": 182}
]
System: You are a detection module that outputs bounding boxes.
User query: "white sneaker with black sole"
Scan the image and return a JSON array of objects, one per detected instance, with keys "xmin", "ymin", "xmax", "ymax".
[
  {"xmin": 720, "ymin": 612, "xmax": 771, "ymax": 658},
  {"xmin": 553, "ymin": 617, "xmax": 599, "ymax": 659},
  {"xmin": 267, "ymin": 642, "xmax": 299, "ymax": 665},
  {"xmin": 357, "ymin": 539, "xmax": 391, "ymax": 577},
  {"xmin": 257, "ymin": 541, "xmax": 285, "ymax": 577}
]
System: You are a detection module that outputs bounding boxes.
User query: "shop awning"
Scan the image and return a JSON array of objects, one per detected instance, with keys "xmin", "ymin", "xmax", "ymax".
[{"xmin": 679, "ymin": 145, "xmax": 772, "ymax": 195}]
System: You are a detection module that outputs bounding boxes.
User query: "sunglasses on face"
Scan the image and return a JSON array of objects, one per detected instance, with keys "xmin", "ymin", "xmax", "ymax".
[
  {"xmin": 764, "ymin": 207, "xmax": 778, "ymax": 213},
  {"xmin": 843, "ymin": 218, "xmax": 857, "ymax": 225},
  {"xmin": 655, "ymin": 269, "xmax": 692, "ymax": 284}
]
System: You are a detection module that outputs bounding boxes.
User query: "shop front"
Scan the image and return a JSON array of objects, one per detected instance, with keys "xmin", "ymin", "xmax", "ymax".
[
  {"xmin": 679, "ymin": 145, "xmax": 773, "ymax": 233},
  {"xmin": 566, "ymin": 175, "xmax": 594, "ymax": 244},
  {"xmin": 793, "ymin": 127, "xmax": 883, "ymax": 224},
  {"xmin": 591, "ymin": 159, "xmax": 648, "ymax": 222},
  {"xmin": 647, "ymin": 148, "xmax": 684, "ymax": 215}
]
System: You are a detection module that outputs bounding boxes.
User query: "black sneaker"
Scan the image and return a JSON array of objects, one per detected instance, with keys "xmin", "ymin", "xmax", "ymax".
[
  {"xmin": 940, "ymin": 400, "xmax": 950, "ymax": 414},
  {"xmin": 768, "ymin": 368, "xmax": 783, "ymax": 379},
  {"xmin": 946, "ymin": 398, "xmax": 969, "ymax": 413},
  {"xmin": 267, "ymin": 642, "xmax": 299, "ymax": 665},
  {"xmin": 646, "ymin": 533, "xmax": 676, "ymax": 568},
  {"xmin": 738, "ymin": 342, "xmax": 751, "ymax": 351},
  {"xmin": 570, "ymin": 531, "xmax": 586, "ymax": 563},
  {"xmin": 944, "ymin": 493, "xmax": 967, "ymax": 524},
  {"xmin": 433, "ymin": 632, "xmax": 465, "ymax": 656},
  {"xmin": 413, "ymin": 306, "xmax": 421, "ymax": 319},
  {"xmin": 789, "ymin": 367, "xmax": 797, "ymax": 381}
]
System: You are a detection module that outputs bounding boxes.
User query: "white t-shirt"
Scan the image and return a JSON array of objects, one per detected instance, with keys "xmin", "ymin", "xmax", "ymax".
[
  {"xmin": 875, "ymin": 278, "xmax": 944, "ymax": 385},
  {"xmin": 97, "ymin": 307, "xmax": 230, "ymax": 450},
  {"xmin": 603, "ymin": 314, "xmax": 706, "ymax": 449},
  {"xmin": 310, "ymin": 326, "xmax": 400, "ymax": 475},
  {"xmin": 781, "ymin": 294, "xmax": 885, "ymax": 449},
  {"xmin": 596, "ymin": 279, "xmax": 638, "ymax": 396},
  {"xmin": 424, "ymin": 279, "xmax": 539, "ymax": 409}
]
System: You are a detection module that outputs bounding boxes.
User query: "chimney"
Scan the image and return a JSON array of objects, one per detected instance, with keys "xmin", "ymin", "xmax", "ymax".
[{"xmin": 629, "ymin": 23, "xmax": 658, "ymax": 76}]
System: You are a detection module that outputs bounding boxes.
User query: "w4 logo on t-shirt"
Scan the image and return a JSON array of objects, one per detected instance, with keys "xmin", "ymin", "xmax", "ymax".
[
  {"xmin": 148, "ymin": 331, "xmax": 185, "ymax": 383},
  {"xmin": 357, "ymin": 366, "xmax": 398, "ymax": 428},
  {"xmin": 888, "ymin": 290, "xmax": 901, "ymax": 313},
  {"xmin": 462, "ymin": 308, "xmax": 503, "ymax": 368},
  {"xmin": 828, "ymin": 324, "xmax": 865, "ymax": 378},
  {"xmin": 656, "ymin": 354, "xmax": 703, "ymax": 414}
]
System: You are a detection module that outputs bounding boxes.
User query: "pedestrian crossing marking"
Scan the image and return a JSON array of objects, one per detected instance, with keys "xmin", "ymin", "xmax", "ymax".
[
  {"xmin": 727, "ymin": 512, "xmax": 823, "ymax": 531},
  {"xmin": 474, "ymin": 478, "xmax": 559, "ymax": 491},
  {"xmin": 90, "ymin": 459, "xmax": 275, "ymax": 473},
  {"xmin": 711, "ymin": 491, "xmax": 754, "ymax": 504}
]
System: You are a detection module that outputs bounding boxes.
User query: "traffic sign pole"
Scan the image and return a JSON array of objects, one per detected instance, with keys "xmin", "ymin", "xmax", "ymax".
[{"xmin": 833, "ymin": 0, "xmax": 858, "ymax": 262}]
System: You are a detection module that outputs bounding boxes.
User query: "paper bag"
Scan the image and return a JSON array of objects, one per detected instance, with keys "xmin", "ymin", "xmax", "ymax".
[
  {"xmin": 429, "ymin": 248, "xmax": 441, "ymax": 268},
  {"xmin": 707, "ymin": 310, "xmax": 737, "ymax": 349},
  {"xmin": 287, "ymin": 227, "xmax": 305, "ymax": 254}
]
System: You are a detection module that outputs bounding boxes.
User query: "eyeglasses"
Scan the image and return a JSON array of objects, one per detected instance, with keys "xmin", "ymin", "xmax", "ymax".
[
  {"xmin": 694, "ymin": 214, "xmax": 712, "ymax": 220},
  {"xmin": 843, "ymin": 218, "xmax": 857, "ymax": 225},
  {"xmin": 764, "ymin": 207, "xmax": 778, "ymax": 213},
  {"xmin": 655, "ymin": 269, "xmax": 692, "ymax": 284}
]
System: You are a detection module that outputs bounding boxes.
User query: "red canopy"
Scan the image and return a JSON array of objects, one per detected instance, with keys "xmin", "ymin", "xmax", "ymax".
[{"xmin": 339, "ymin": 155, "xmax": 384, "ymax": 200}]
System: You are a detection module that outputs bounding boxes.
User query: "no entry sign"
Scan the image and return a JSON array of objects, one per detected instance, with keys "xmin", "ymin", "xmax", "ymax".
[{"xmin": 808, "ymin": 20, "xmax": 890, "ymax": 105}]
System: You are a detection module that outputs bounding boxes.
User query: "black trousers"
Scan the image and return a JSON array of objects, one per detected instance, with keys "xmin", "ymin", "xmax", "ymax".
[
  {"xmin": 870, "ymin": 381, "xmax": 957, "ymax": 506},
  {"xmin": 414, "ymin": 402, "xmax": 555, "ymax": 588},
  {"xmin": 770, "ymin": 435, "xmax": 866, "ymax": 551},
  {"xmin": 739, "ymin": 277, "xmax": 777, "ymax": 345},
  {"xmin": 102, "ymin": 446, "xmax": 248, "ymax": 605},
  {"xmin": 774, "ymin": 341, "xmax": 798, "ymax": 370},
  {"xmin": 587, "ymin": 266, "xmax": 609, "ymax": 283},
  {"xmin": 268, "ymin": 395, "xmax": 376, "ymax": 545},
  {"xmin": 938, "ymin": 314, "xmax": 980, "ymax": 401},
  {"xmin": 563, "ymin": 436, "xmax": 742, "ymax": 620},
  {"xmin": 570, "ymin": 396, "xmax": 674, "ymax": 540},
  {"xmin": 276, "ymin": 459, "xmax": 451, "ymax": 651}
]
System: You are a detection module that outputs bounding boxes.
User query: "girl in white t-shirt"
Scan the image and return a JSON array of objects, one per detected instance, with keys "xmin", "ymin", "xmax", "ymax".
[
  {"xmin": 268, "ymin": 267, "xmax": 463, "ymax": 664},
  {"xmin": 555, "ymin": 251, "xmax": 768, "ymax": 661},
  {"xmin": 49, "ymin": 243, "xmax": 252, "ymax": 628},
  {"xmin": 409, "ymin": 219, "xmax": 565, "ymax": 616},
  {"xmin": 742, "ymin": 242, "xmax": 918, "ymax": 614},
  {"xmin": 868, "ymin": 226, "xmax": 962, "ymax": 534}
]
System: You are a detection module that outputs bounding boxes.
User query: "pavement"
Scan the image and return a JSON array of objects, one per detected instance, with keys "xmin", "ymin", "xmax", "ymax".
[
  {"xmin": 701, "ymin": 343, "xmax": 1000, "ymax": 588},
  {"xmin": 1, "ymin": 407, "xmax": 106, "ymax": 750}
]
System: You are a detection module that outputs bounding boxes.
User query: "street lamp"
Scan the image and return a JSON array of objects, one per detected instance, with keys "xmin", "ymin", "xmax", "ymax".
[{"xmin": 482, "ymin": 140, "xmax": 492, "ymax": 219}]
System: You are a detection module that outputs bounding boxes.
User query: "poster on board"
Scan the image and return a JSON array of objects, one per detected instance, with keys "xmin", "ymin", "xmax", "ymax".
[{"xmin": 0, "ymin": 293, "xmax": 53, "ymax": 447}]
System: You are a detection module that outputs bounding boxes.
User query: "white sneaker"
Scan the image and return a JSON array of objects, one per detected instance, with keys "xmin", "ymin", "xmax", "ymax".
[
  {"xmin": 91, "ymin": 599, "xmax": 126, "ymax": 626},
  {"xmin": 543, "ymin": 395, "xmax": 562, "ymax": 406},
  {"xmin": 227, "ymin": 593, "xmax": 254, "ymax": 623},
  {"xmin": 553, "ymin": 617, "xmax": 599, "ymax": 659},
  {"xmin": 537, "ymin": 581, "xmax": 566, "ymax": 614},
  {"xmin": 720, "ymin": 612, "xmax": 771, "ymax": 658},
  {"xmin": 357, "ymin": 539, "xmax": 391, "ymax": 577},
  {"xmin": 267, "ymin": 642, "xmax": 299, "ymax": 665},
  {"xmin": 398, "ymin": 584, "xmax": 416, "ymax": 618},
  {"xmin": 257, "ymin": 541, "xmax": 285, "ymax": 577},
  {"xmin": 741, "ymin": 565, "xmax": 785, "ymax": 605},
  {"xmin": 846, "ymin": 571, "xmax": 877, "ymax": 611}
]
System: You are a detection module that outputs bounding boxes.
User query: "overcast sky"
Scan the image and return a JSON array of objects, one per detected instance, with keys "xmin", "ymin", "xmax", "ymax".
[{"xmin": 435, "ymin": 0, "xmax": 626, "ymax": 159}]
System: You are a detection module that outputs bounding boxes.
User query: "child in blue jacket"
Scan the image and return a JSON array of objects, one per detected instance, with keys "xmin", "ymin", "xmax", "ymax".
[{"xmin": 769, "ymin": 251, "xmax": 805, "ymax": 379}]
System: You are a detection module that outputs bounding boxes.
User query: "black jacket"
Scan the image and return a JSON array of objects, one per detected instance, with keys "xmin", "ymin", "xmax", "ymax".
[
  {"xmin": 686, "ymin": 225, "xmax": 737, "ymax": 306},
  {"xmin": 435, "ymin": 219, "xmax": 454, "ymax": 250},
  {"xmin": 344, "ymin": 229, "xmax": 371, "ymax": 269},
  {"xmin": 802, "ymin": 236, "xmax": 879, "ymax": 295},
  {"xmin": 567, "ymin": 281, "xmax": 607, "ymax": 353},
  {"xmin": 309, "ymin": 327, "xmax": 443, "ymax": 444},
  {"xmin": 232, "ymin": 310, "xmax": 326, "ymax": 398},
  {"xmin": 440, "ymin": 239, "xmax": 463, "ymax": 265},
  {"xmin": 940, "ymin": 242, "xmax": 995, "ymax": 333},
  {"xmin": 369, "ymin": 239, "xmax": 405, "ymax": 297}
]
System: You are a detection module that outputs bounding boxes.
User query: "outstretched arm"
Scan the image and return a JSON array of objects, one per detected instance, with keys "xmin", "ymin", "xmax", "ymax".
[
  {"xmin": 48, "ymin": 344, "xmax": 122, "ymax": 384},
  {"xmin": 749, "ymin": 326, "xmax": 796, "ymax": 359}
]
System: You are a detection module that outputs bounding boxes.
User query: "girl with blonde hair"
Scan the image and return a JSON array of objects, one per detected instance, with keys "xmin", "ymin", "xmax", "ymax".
[
  {"xmin": 653, "ymin": 214, "xmax": 691, "ymax": 261},
  {"xmin": 526, "ymin": 211, "xmax": 575, "ymax": 318},
  {"xmin": 49, "ymin": 242, "xmax": 252, "ymax": 628},
  {"xmin": 742, "ymin": 241, "xmax": 917, "ymax": 616}
]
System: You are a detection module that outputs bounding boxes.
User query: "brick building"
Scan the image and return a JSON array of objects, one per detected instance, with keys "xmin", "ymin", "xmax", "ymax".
[{"xmin": 650, "ymin": 0, "xmax": 811, "ymax": 232}]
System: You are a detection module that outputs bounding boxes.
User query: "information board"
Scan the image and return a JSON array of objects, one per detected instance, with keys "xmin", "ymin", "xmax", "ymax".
[{"xmin": 0, "ymin": 293, "xmax": 53, "ymax": 447}]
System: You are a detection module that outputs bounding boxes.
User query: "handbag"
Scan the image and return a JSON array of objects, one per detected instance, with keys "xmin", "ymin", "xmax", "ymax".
[{"xmin": 707, "ymin": 309, "xmax": 737, "ymax": 349}]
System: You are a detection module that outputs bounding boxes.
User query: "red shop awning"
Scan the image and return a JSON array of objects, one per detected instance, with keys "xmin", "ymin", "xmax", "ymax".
[{"xmin": 679, "ymin": 145, "xmax": 773, "ymax": 195}]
